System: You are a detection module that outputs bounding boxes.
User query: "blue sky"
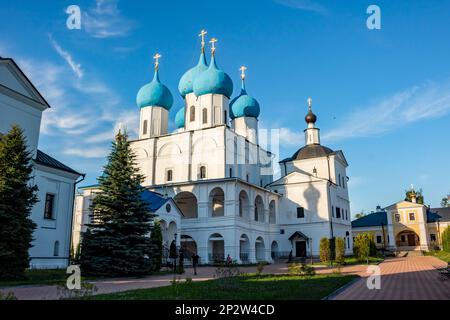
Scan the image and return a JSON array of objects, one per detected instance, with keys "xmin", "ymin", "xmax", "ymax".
[{"xmin": 1, "ymin": 0, "xmax": 449, "ymax": 215}]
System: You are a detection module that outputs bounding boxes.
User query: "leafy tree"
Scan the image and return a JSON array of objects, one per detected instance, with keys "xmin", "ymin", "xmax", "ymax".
[
  {"xmin": 353, "ymin": 233, "xmax": 377, "ymax": 262},
  {"xmin": 335, "ymin": 237, "xmax": 346, "ymax": 265},
  {"xmin": 405, "ymin": 188, "xmax": 424, "ymax": 204},
  {"xmin": 80, "ymin": 131, "xmax": 155, "ymax": 276},
  {"xmin": 150, "ymin": 220, "xmax": 163, "ymax": 271},
  {"xmin": 0, "ymin": 125, "xmax": 38, "ymax": 279},
  {"xmin": 354, "ymin": 212, "xmax": 366, "ymax": 219},
  {"xmin": 441, "ymin": 194, "xmax": 450, "ymax": 207},
  {"xmin": 442, "ymin": 226, "xmax": 450, "ymax": 253},
  {"xmin": 319, "ymin": 237, "xmax": 330, "ymax": 263}
]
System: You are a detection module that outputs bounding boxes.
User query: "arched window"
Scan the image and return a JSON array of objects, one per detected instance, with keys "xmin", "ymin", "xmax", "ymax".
[
  {"xmin": 190, "ymin": 106, "xmax": 195, "ymax": 122},
  {"xmin": 202, "ymin": 108, "xmax": 207, "ymax": 124},
  {"xmin": 53, "ymin": 241, "xmax": 60, "ymax": 256},
  {"xmin": 143, "ymin": 120, "xmax": 148, "ymax": 135},
  {"xmin": 199, "ymin": 166, "xmax": 206, "ymax": 179},
  {"xmin": 166, "ymin": 169, "xmax": 173, "ymax": 182}
]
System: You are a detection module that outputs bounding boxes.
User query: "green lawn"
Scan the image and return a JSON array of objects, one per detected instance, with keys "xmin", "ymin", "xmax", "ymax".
[
  {"xmin": 0, "ymin": 269, "xmax": 67, "ymax": 287},
  {"xmin": 89, "ymin": 274, "xmax": 358, "ymax": 300},
  {"xmin": 309, "ymin": 256, "xmax": 384, "ymax": 267},
  {"xmin": 425, "ymin": 250, "xmax": 450, "ymax": 263},
  {"xmin": 0, "ymin": 268, "xmax": 176, "ymax": 288}
]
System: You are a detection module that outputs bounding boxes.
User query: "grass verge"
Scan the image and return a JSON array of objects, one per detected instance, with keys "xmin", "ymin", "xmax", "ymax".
[
  {"xmin": 89, "ymin": 274, "xmax": 358, "ymax": 300},
  {"xmin": 424, "ymin": 250, "xmax": 450, "ymax": 263}
]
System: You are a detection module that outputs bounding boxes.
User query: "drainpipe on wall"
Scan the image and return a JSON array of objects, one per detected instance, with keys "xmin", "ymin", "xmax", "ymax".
[{"xmin": 68, "ymin": 173, "xmax": 85, "ymax": 265}]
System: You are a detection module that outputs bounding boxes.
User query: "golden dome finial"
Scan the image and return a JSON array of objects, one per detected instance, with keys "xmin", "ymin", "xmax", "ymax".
[
  {"xmin": 307, "ymin": 97, "xmax": 312, "ymax": 111},
  {"xmin": 209, "ymin": 37, "xmax": 218, "ymax": 55},
  {"xmin": 239, "ymin": 65, "xmax": 247, "ymax": 80},
  {"xmin": 153, "ymin": 53, "xmax": 162, "ymax": 71},
  {"xmin": 198, "ymin": 29, "xmax": 207, "ymax": 52}
]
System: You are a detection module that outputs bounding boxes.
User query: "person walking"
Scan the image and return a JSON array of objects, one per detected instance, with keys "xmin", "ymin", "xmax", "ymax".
[
  {"xmin": 178, "ymin": 249, "xmax": 185, "ymax": 274},
  {"xmin": 226, "ymin": 254, "xmax": 232, "ymax": 265},
  {"xmin": 192, "ymin": 253, "xmax": 200, "ymax": 275}
]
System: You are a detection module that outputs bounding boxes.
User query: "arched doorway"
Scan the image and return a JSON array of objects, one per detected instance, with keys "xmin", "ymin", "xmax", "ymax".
[
  {"xmin": 271, "ymin": 241, "xmax": 279, "ymax": 260},
  {"xmin": 210, "ymin": 187, "xmax": 225, "ymax": 217},
  {"xmin": 181, "ymin": 235, "xmax": 197, "ymax": 260},
  {"xmin": 208, "ymin": 233, "xmax": 225, "ymax": 262},
  {"xmin": 254, "ymin": 195, "xmax": 264, "ymax": 222},
  {"xmin": 238, "ymin": 190, "xmax": 250, "ymax": 219},
  {"xmin": 239, "ymin": 234, "xmax": 250, "ymax": 262},
  {"xmin": 168, "ymin": 221, "xmax": 177, "ymax": 245},
  {"xmin": 174, "ymin": 192, "xmax": 198, "ymax": 219},
  {"xmin": 255, "ymin": 236, "xmax": 265, "ymax": 261},
  {"xmin": 269, "ymin": 200, "xmax": 276, "ymax": 224},
  {"xmin": 396, "ymin": 230, "xmax": 420, "ymax": 248}
]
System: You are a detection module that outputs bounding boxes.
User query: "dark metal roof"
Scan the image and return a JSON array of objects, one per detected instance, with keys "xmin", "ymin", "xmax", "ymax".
[
  {"xmin": 140, "ymin": 189, "xmax": 170, "ymax": 212},
  {"xmin": 35, "ymin": 149, "xmax": 82, "ymax": 176},
  {"xmin": 281, "ymin": 144, "xmax": 334, "ymax": 162},
  {"xmin": 430, "ymin": 207, "xmax": 450, "ymax": 222},
  {"xmin": 352, "ymin": 211, "xmax": 387, "ymax": 228}
]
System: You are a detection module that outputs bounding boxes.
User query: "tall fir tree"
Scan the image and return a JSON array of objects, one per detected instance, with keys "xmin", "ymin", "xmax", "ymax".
[
  {"xmin": 80, "ymin": 131, "xmax": 156, "ymax": 276},
  {"xmin": 0, "ymin": 125, "xmax": 38, "ymax": 279}
]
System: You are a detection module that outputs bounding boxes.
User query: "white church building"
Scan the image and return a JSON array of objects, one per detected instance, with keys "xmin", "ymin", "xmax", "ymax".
[
  {"xmin": 75, "ymin": 32, "xmax": 352, "ymax": 264},
  {"xmin": 0, "ymin": 57, "xmax": 84, "ymax": 269}
]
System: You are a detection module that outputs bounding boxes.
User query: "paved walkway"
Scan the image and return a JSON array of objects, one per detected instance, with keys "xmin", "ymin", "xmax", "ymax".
[
  {"xmin": 333, "ymin": 256, "xmax": 450, "ymax": 300},
  {"xmin": 2, "ymin": 256, "xmax": 448, "ymax": 300}
]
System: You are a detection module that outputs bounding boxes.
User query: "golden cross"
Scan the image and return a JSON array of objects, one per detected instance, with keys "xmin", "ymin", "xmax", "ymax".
[
  {"xmin": 307, "ymin": 97, "xmax": 312, "ymax": 110},
  {"xmin": 209, "ymin": 38, "xmax": 218, "ymax": 54},
  {"xmin": 153, "ymin": 53, "xmax": 162, "ymax": 70},
  {"xmin": 198, "ymin": 29, "xmax": 207, "ymax": 49},
  {"xmin": 239, "ymin": 66, "xmax": 247, "ymax": 80}
]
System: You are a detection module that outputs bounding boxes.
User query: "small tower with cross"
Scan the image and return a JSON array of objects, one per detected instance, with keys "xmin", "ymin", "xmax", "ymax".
[{"xmin": 304, "ymin": 97, "xmax": 320, "ymax": 145}]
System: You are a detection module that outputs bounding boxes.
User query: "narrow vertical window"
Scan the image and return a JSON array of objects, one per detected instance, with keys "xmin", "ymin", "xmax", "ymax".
[
  {"xmin": 53, "ymin": 241, "xmax": 60, "ymax": 256},
  {"xmin": 44, "ymin": 193, "xmax": 55, "ymax": 219},
  {"xmin": 338, "ymin": 174, "xmax": 341, "ymax": 186},
  {"xmin": 166, "ymin": 169, "xmax": 173, "ymax": 182},
  {"xmin": 143, "ymin": 120, "xmax": 148, "ymax": 135},
  {"xmin": 199, "ymin": 166, "xmax": 206, "ymax": 179},
  {"xmin": 190, "ymin": 106, "xmax": 195, "ymax": 122},
  {"xmin": 229, "ymin": 168, "xmax": 233, "ymax": 178},
  {"xmin": 202, "ymin": 108, "xmax": 207, "ymax": 124},
  {"xmin": 297, "ymin": 207, "xmax": 305, "ymax": 218}
]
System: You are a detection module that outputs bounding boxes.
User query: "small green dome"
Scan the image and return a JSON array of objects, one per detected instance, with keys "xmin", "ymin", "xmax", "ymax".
[
  {"xmin": 193, "ymin": 55, "xmax": 233, "ymax": 98},
  {"xmin": 178, "ymin": 51, "xmax": 208, "ymax": 97},
  {"xmin": 230, "ymin": 81, "xmax": 260, "ymax": 119},
  {"xmin": 175, "ymin": 106, "xmax": 185, "ymax": 128},
  {"xmin": 136, "ymin": 69, "xmax": 173, "ymax": 110}
]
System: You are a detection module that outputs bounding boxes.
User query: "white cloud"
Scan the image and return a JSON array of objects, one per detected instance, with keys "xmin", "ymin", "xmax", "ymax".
[
  {"xmin": 64, "ymin": 147, "xmax": 109, "ymax": 158},
  {"xmin": 274, "ymin": 0, "xmax": 328, "ymax": 15},
  {"xmin": 49, "ymin": 35, "xmax": 83, "ymax": 78},
  {"xmin": 83, "ymin": 0, "xmax": 135, "ymax": 38},
  {"xmin": 322, "ymin": 81, "xmax": 450, "ymax": 142},
  {"xmin": 278, "ymin": 127, "xmax": 304, "ymax": 147}
]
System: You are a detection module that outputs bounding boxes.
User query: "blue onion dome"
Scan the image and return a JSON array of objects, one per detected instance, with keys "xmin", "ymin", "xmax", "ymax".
[
  {"xmin": 175, "ymin": 106, "xmax": 186, "ymax": 128},
  {"xmin": 136, "ymin": 68, "xmax": 173, "ymax": 110},
  {"xmin": 230, "ymin": 79, "xmax": 260, "ymax": 119},
  {"xmin": 193, "ymin": 54, "xmax": 233, "ymax": 98},
  {"xmin": 178, "ymin": 51, "xmax": 208, "ymax": 97}
]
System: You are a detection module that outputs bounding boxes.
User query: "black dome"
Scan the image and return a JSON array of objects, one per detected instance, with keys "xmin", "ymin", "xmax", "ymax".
[
  {"xmin": 292, "ymin": 144, "xmax": 334, "ymax": 160},
  {"xmin": 305, "ymin": 110, "xmax": 317, "ymax": 124}
]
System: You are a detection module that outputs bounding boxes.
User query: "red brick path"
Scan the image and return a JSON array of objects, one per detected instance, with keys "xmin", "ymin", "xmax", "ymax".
[{"xmin": 333, "ymin": 256, "xmax": 450, "ymax": 300}]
